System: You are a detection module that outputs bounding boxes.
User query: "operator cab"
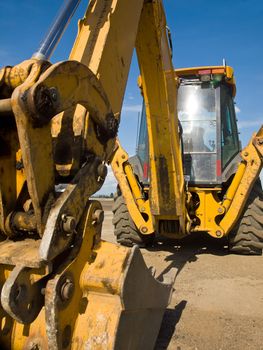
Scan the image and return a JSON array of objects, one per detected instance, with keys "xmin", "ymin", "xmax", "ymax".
[
  {"xmin": 178, "ymin": 66, "xmax": 240, "ymax": 185},
  {"xmin": 136, "ymin": 66, "xmax": 240, "ymax": 186}
]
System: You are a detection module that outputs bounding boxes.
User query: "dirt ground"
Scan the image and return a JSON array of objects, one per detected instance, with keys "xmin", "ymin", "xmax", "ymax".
[{"xmin": 100, "ymin": 199, "xmax": 263, "ymax": 350}]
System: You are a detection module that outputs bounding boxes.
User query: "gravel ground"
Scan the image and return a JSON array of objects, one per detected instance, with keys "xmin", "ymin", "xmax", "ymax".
[{"xmin": 100, "ymin": 199, "xmax": 263, "ymax": 350}]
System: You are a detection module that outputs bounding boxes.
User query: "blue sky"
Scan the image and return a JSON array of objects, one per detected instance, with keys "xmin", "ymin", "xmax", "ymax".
[{"xmin": 0, "ymin": 0, "xmax": 262, "ymax": 194}]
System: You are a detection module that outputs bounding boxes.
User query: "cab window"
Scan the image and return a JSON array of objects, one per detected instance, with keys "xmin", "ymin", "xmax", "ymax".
[{"xmin": 221, "ymin": 86, "xmax": 239, "ymax": 168}]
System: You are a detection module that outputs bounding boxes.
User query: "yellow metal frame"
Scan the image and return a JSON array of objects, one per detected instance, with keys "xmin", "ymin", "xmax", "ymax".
[
  {"xmin": 189, "ymin": 187, "xmax": 225, "ymax": 238},
  {"xmin": 111, "ymin": 141, "xmax": 154, "ymax": 235},
  {"xmin": 135, "ymin": 1, "xmax": 186, "ymax": 234},
  {"xmin": 220, "ymin": 126, "xmax": 263, "ymax": 234},
  {"xmin": 189, "ymin": 127, "xmax": 263, "ymax": 238}
]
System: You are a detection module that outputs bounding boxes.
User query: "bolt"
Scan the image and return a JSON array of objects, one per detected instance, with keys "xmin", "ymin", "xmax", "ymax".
[
  {"xmin": 243, "ymin": 151, "xmax": 249, "ymax": 157},
  {"xmin": 217, "ymin": 207, "xmax": 224, "ymax": 214},
  {"xmin": 60, "ymin": 279, "xmax": 74, "ymax": 302},
  {"xmin": 140, "ymin": 226, "xmax": 148, "ymax": 234},
  {"xmin": 92, "ymin": 209, "xmax": 104, "ymax": 225},
  {"xmin": 33, "ymin": 84, "xmax": 59, "ymax": 124},
  {"xmin": 141, "ymin": 207, "xmax": 145, "ymax": 212},
  {"xmin": 121, "ymin": 154, "xmax": 126, "ymax": 159},
  {"xmin": 62, "ymin": 215, "xmax": 76, "ymax": 234},
  {"xmin": 216, "ymin": 230, "xmax": 222, "ymax": 237}
]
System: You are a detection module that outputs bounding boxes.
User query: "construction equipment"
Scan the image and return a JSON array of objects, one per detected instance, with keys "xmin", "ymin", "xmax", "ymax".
[
  {"xmin": 0, "ymin": 0, "xmax": 177, "ymax": 348},
  {"xmin": 112, "ymin": 65, "xmax": 263, "ymax": 254}
]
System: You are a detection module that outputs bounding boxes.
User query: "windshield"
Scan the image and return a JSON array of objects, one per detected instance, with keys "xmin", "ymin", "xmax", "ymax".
[
  {"xmin": 178, "ymin": 83, "xmax": 217, "ymax": 153},
  {"xmin": 137, "ymin": 82, "xmax": 219, "ymax": 184},
  {"xmin": 178, "ymin": 82, "xmax": 217, "ymax": 183}
]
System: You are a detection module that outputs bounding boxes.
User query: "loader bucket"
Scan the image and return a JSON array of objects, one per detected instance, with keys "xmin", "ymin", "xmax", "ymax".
[
  {"xmin": 0, "ymin": 243, "xmax": 172, "ymax": 350},
  {"xmin": 74, "ymin": 241, "xmax": 173, "ymax": 350}
]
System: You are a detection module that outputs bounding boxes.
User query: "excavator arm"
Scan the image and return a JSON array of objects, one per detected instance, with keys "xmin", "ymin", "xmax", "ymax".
[
  {"xmin": 0, "ymin": 1, "xmax": 175, "ymax": 348},
  {"xmin": 111, "ymin": 0, "xmax": 190, "ymax": 244}
]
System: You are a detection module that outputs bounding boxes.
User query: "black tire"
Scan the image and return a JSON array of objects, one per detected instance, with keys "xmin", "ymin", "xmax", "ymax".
[
  {"xmin": 112, "ymin": 194, "xmax": 154, "ymax": 247},
  {"xmin": 229, "ymin": 179, "xmax": 263, "ymax": 255}
]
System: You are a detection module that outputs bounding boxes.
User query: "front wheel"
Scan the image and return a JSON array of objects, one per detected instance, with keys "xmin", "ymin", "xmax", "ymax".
[
  {"xmin": 228, "ymin": 179, "xmax": 263, "ymax": 255},
  {"xmin": 112, "ymin": 193, "xmax": 154, "ymax": 247}
]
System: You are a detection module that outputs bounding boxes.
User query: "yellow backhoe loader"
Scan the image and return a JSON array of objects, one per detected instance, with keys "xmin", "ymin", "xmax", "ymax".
[
  {"xmin": 112, "ymin": 64, "xmax": 263, "ymax": 254},
  {"xmin": 0, "ymin": 0, "xmax": 179, "ymax": 348}
]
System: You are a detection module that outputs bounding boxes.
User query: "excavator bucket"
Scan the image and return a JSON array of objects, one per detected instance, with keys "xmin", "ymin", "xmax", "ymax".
[
  {"xmin": 0, "ymin": 201, "xmax": 172, "ymax": 350},
  {"xmin": 75, "ymin": 242, "xmax": 173, "ymax": 350}
]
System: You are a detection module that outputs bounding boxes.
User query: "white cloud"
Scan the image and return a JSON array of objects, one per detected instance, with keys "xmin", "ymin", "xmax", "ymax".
[
  {"xmin": 122, "ymin": 104, "xmax": 141, "ymax": 113},
  {"xmin": 235, "ymin": 105, "xmax": 241, "ymax": 113}
]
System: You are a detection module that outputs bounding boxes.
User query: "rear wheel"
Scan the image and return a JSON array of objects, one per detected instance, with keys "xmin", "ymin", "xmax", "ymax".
[
  {"xmin": 229, "ymin": 179, "xmax": 263, "ymax": 255},
  {"xmin": 112, "ymin": 193, "xmax": 154, "ymax": 247}
]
